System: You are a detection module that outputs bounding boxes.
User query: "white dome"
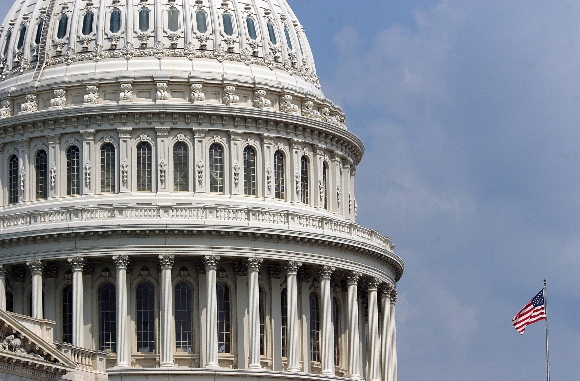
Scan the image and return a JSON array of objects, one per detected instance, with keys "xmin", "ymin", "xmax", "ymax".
[{"xmin": 0, "ymin": 0, "xmax": 323, "ymax": 97}]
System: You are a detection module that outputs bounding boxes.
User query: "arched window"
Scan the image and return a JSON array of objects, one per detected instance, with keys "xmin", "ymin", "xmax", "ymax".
[
  {"xmin": 17, "ymin": 27, "xmax": 26, "ymax": 50},
  {"xmin": 196, "ymin": 11, "xmax": 207, "ymax": 33},
  {"xmin": 62, "ymin": 284, "xmax": 73, "ymax": 343},
  {"xmin": 6, "ymin": 291, "xmax": 13, "ymax": 312},
  {"xmin": 98, "ymin": 282, "xmax": 116, "ymax": 352},
  {"xmin": 35, "ymin": 150, "xmax": 48, "ymax": 200},
  {"xmin": 274, "ymin": 151, "xmax": 285, "ymax": 200},
  {"xmin": 100, "ymin": 143, "xmax": 115, "ymax": 193},
  {"xmin": 310, "ymin": 292, "xmax": 320, "ymax": 362},
  {"xmin": 300, "ymin": 156, "xmax": 309, "ymax": 204},
  {"xmin": 267, "ymin": 22, "xmax": 277, "ymax": 45},
  {"xmin": 175, "ymin": 281, "xmax": 193, "ymax": 352},
  {"xmin": 57, "ymin": 15, "xmax": 68, "ymax": 39},
  {"xmin": 82, "ymin": 12, "xmax": 94, "ymax": 35},
  {"xmin": 284, "ymin": 27, "xmax": 293, "ymax": 51},
  {"xmin": 35, "ymin": 21, "xmax": 43, "ymax": 44},
  {"xmin": 322, "ymin": 162, "xmax": 328, "ymax": 210},
  {"xmin": 136, "ymin": 281, "xmax": 155, "ymax": 352},
  {"xmin": 110, "ymin": 9, "xmax": 122, "ymax": 33},
  {"xmin": 332, "ymin": 297, "xmax": 340, "ymax": 366},
  {"xmin": 136, "ymin": 142, "xmax": 152, "ymax": 192},
  {"xmin": 243, "ymin": 146, "xmax": 256, "ymax": 196},
  {"xmin": 222, "ymin": 13, "xmax": 234, "ymax": 36},
  {"xmin": 139, "ymin": 8, "xmax": 150, "ymax": 32},
  {"xmin": 217, "ymin": 281, "xmax": 231, "ymax": 353},
  {"xmin": 167, "ymin": 8, "xmax": 179, "ymax": 32},
  {"xmin": 173, "ymin": 142, "xmax": 188, "ymax": 192},
  {"xmin": 209, "ymin": 143, "xmax": 224, "ymax": 193},
  {"xmin": 8, "ymin": 155, "xmax": 18, "ymax": 204},
  {"xmin": 3, "ymin": 31, "xmax": 11, "ymax": 56},
  {"xmin": 67, "ymin": 146, "xmax": 80, "ymax": 195},
  {"xmin": 281, "ymin": 288, "xmax": 287, "ymax": 357},
  {"xmin": 246, "ymin": 17, "xmax": 257, "ymax": 40},
  {"xmin": 259, "ymin": 286, "xmax": 265, "ymax": 356}
]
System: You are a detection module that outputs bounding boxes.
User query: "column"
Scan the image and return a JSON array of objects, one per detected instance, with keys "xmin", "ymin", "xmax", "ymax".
[
  {"xmin": 159, "ymin": 255, "xmax": 175, "ymax": 367},
  {"xmin": 349, "ymin": 164, "xmax": 356, "ymax": 222},
  {"xmin": 285, "ymin": 261, "xmax": 302, "ymax": 372},
  {"xmin": 367, "ymin": 278, "xmax": 380, "ymax": 381},
  {"xmin": 43, "ymin": 264, "xmax": 58, "ymax": 322},
  {"xmin": 314, "ymin": 147, "xmax": 324, "ymax": 209},
  {"xmin": 320, "ymin": 265, "xmax": 335, "ymax": 375},
  {"xmin": 347, "ymin": 271, "xmax": 361, "ymax": 380},
  {"xmin": 82, "ymin": 262, "xmax": 94, "ymax": 349},
  {"xmin": 27, "ymin": 260, "xmax": 43, "ymax": 319},
  {"xmin": 248, "ymin": 258, "xmax": 263, "ymax": 369},
  {"xmin": 234, "ymin": 262, "xmax": 249, "ymax": 369},
  {"xmin": 68, "ymin": 256, "xmax": 85, "ymax": 347},
  {"xmin": 80, "ymin": 129, "xmax": 95, "ymax": 195},
  {"xmin": 0, "ymin": 265, "xmax": 6, "ymax": 310},
  {"xmin": 379, "ymin": 284, "xmax": 392, "ymax": 381},
  {"xmin": 387, "ymin": 290, "xmax": 398, "ymax": 381},
  {"xmin": 268, "ymin": 265, "xmax": 283, "ymax": 371},
  {"xmin": 0, "ymin": 144, "xmax": 5, "ymax": 207},
  {"xmin": 203, "ymin": 255, "xmax": 220, "ymax": 368},
  {"xmin": 12, "ymin": 267, "xmax": 25, "ymax": 314},
  {"xmin": 113, "ymin": 255, "xmax": 130, "ymax": 368},
  {"xmin": 298, "ymin": 268, "xmax": 311, "ymax": 373}
]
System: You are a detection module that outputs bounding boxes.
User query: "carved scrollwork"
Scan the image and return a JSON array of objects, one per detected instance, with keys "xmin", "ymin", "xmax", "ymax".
[
  {"xmin": 253, "ymin": 89, "xmax": 271, "ymax": 109},
  {"xmin": 196, "ymin": 160, "xmax": 204, "ymax": 187},
  {"xmin": 190, "ymin": 83, "xmax": 205, "ymax": 102},
  {"xmin": 68, "ymin": 256, "xmax": 85, "ymax": 271},
  {"xmin": 202, "ymin": 255, "xmax": 220, "ymax": 270},
  {"xmin": 0, "ymin": 100, "xmax": 12, "ymax": 118},
  {"xmin": 222, "ymin": 85, "xmax": 239, "ymax": 105},
  {"xmin": 159, "ymin": 157, "xmax": 167, "ymax": 186},
  {"xmin": 319, "ymin": 265, "xmax": 335, "ymax": 280},
  {"xmin": 120, "ymin": 83, "xmax": 133, "ymax": 101},
  {"xmin": 84, "ymin": 85, "xmax": 99, "ymax": 104},
  {"xmin": 285, "ymin": 261, "xmax": 302, "ymax": 274},
  {"xmin": 280, "ymin": 94, "xmax": 298, "ymax": 114},
  {"xmin": 112, "ymin": 255, "xmax": 130, "ymax": 269},
  {"xmin": 20, "ymin": 94, "xmax": 38, "ymax": 113},
  {"xmin": 158, "ymin": 254, "xmax": 175, "ymax": 269},
  {"xmin": 50, "ymin": 89, "xmax": 67, "ymax": 108},
  {"xmin": 156, "ymin": 82, "xmax": 169, "ymax": 101}
]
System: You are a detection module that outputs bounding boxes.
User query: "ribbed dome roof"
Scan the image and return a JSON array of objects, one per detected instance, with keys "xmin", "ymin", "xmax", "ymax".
[{"xmin": 0, "ymin": 0, "xmax": 322, "ymax": 96}]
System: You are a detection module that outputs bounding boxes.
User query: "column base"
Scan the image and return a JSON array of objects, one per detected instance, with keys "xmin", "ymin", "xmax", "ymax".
[
  {"xmin": 205, "ymin": 363, "xmax": 220, "ymax": 369},
  {"xmin": 249, "ymin": 364, "xmax": 262, "ymax": 370},
  {"xmin": 114, "ymin": 363, "xmax": 131, "ymax": 369},
  {"xmin": 287, "ymin": 366, "xmax": 301, "ymax": 372},
  {"xmin": 321, "ymin": 370, "xmax": 335, "ymax": 376},
  {"xmin": 160, "ymin": 362, "xmax": 175, "ymax": 368}
]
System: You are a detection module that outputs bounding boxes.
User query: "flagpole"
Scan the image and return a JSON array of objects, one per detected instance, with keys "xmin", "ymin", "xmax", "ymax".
[{"xmin": 544, "ymin": 279, "xmax": 550, "ymax": 381}]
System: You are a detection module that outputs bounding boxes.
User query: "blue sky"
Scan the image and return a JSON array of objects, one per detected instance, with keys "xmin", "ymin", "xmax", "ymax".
[{"xmin": 2, "ymin": 0, "xmax": 580, "ymax": 379}]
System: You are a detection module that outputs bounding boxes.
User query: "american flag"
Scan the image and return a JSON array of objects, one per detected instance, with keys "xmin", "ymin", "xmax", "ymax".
[{"xmin": 512, "ymin": 289, "xmax": 546, "ymax": 334}]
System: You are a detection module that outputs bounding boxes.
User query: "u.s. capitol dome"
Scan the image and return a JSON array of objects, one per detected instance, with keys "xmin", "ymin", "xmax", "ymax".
[{"xmin": 0, "ymin": 1, "xmax": 403, "ymax": 381}]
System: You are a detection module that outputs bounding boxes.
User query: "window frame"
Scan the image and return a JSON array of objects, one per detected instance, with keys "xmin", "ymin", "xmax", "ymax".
[
  {"xmin": 135, "ymin": 280, "xmax": 156, "ymax": 353},
  {"xmin": 300, "ymin": 156, "xmax": 310, "ymax": 204},
  {"xmin": 243, "ymin": 145, "xmax": 257, "ymax": 196},
  {"xmin": 8, "ymin": 154, "xmax": 19, "ymax": 204},
  {"xmin": 35, "ymin": 149, "xmax": 48, "ymax": 200},
  {"xmin": 98, "ymin": 281, "xmax": 116, "ymax": 353},
  {"xmin": 217, "ymin": 280, "xmax": 231, "ymax": 354},
  {"xmin": 66, "ymin": 145, "xmax": 81, "ymax": 196},
  {"xmin": 208, "ymin": 143, "xmax": 225, "ymax": 193},
  {"xmin": 136, "ymin": 141, "xmax": 153, "ymax": 192},
  {"xmin": 172, "ymin": 141, "xmax": 190, "ymax": 192},
  {"xmin": 174, "ymin": 280, "xmax": 194, "ymax": 352},
  {"xmin": 274, "ymin": 150, "xmax": 285, "ymax": 200},
  {"xmin": 99, "ymin": 142, "xmax": 117, "ymax": 194}
]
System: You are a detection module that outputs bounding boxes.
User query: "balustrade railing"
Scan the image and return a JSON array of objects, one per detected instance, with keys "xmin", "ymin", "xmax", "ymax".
[{"xmin": 56, "ymin": 342, "xmax": 107, "ymax": 374}]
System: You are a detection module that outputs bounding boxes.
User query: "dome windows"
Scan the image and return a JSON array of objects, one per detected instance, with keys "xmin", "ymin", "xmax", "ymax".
[
  {"xmin": 3, "ymin": 31, "xmax": 11, "ymax": 57},
  {"xmin": 136, "ymin": 142, "xmax": 152, "ymax": 192},
  {"xmin": 139, "ymin": 8, "xmax": 150, "ymax": 32},
  {"xmin": 173, "ymin": 142, "xmax": 189, "ymax": 192},
  {"xmin": 195, "ymin": 11, "xmax": 207, "ymax": 34},
  {"xmin": 284, "ymin": 27, "xmax": 293, "ymax": 51},
  {"xmin": 222, "ymin": 13, "xmax": 234, "ymax": 36},
  {"xmin": 82, "ymin": 12, "xmax": 94, "ymax": 35},
  {"xmin": 8, "ymin": 155, "xmax": 18, "ymax": 204},
  {"xmin": 243, "ymin": 146, "xmax": 256, "ymax": 196},
  {"xmin": 16, "ymin": 26, "xmax": 26, "ymax": 50},
  {"xmin": 57, "ymin": 15, "xmax": 68, "ymax": 39},
  {"xmin": 167, "ymin": 8, "xmax": 180, "ymax": 32},
  {"xmin": 300, "ymin": 156, "xmax": 309, "ymax": 204},
  {"xmin": 267, "ymin": 21, "xmax": 277, "ymax": 45},
  {"xmin": 35, "ymin": 150, "xmax": 48, "ymax": 200},
  {"xmin": 274, "ymin": 151, "xmax": 285, "ymax": 200},
  {"xmin": 209, "ymin": 143, "xmax": 224, "ymax": 193},
  {"xmin": 67, "ymin": 146, "xmax": 80, "ymax": 196},
  {"xmin": 34, "ymin": 21, "xmax": 43, "ymax": 44},
  {"xmin": 110, "ymin": 9, "xmax": 122, "ymax": 34},
  {"xmin": 100, "ymin": 143, "xmax": 116, "ymax": 193},
  {"xmin": 246, "ymin": 17, "xmax": 257, "ymax": 40}
]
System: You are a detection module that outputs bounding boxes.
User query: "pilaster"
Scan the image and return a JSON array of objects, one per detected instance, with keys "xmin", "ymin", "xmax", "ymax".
[
  {"xmin": 117, "ymin": 128, "xmax": 132, "ymax": 193},
  {"xmin": 81, "ymin": 129, "xmax": 95, "ymax": 195},
  {"xmin": 263, "ymin": 136, "xmax": 275, "ymax": 199},
  {"xmin": 367, "ymin": 278, "xmax": 380, "ymax": 381},
  {"xmin": 194, "ymin": 129, "xmax": 207, "ymax": 193},
  {"xmin": 48, "ymin": 134, "xmax": 60, "ymax": 198},
  {"xmin": 18, "ymin": 140, "xmax": 29, "ymax": 203},
  {"xmin": 159, "ymin": 255, "xmax": 175, "ymax": 367},
  {"xmin": 269, "ymin": 265, "xmax": 282, "ymax": 371},
  {"xmin": 234, "ymin": 261, "xmax": 249, "ymax": 369},
  {"xmin": 247, "ymin": 258, "xmax": 263, "ymax": 369},
  {"xmin": 156, "ymin": 127, "xmax": 170, "ymax": 193},
  {"xmin": 298, "ymin": 268, "xmax": 311, "ymax": 373},
  {"xmin": 379, "ymin": 283, "xmax": 392, "ymax": 381},
  {"xmin": 230, "ymin": 131, "xmax": 243, "ymax": 195},
  {"xmin": 0, "ymin": 265, "xmax": 6, "ymax": 310}
]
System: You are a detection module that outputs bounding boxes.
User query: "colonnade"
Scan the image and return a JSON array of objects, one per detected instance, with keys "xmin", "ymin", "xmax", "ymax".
[{"xmin": 0, "ymin": 257, "xmax": 399, "ymax": 381}]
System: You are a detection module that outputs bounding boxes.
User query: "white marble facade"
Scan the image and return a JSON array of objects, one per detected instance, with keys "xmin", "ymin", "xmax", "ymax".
[{"xmin": 0, "ymin": 1, "xmax": 403, "ymax": 381}]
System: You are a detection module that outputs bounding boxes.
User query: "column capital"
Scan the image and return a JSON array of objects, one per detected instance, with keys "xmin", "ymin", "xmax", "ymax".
[
  {"xmin": 112, "ymin": 255, "xmax": 130, "ymax": 269},
  {"xmin": 0, "ymin": 265, "xmax": 7, "ymax": 279},
  {"xmin": 80, "ymin": 129, "xmax": 96, "ymax": 140},
  {"xmin": 27, "ymin": 259, "xmax": 43, "ymax": 275},
  {"xmin": 346, "ymin": 271, "xmax": 361, "ymax": 285},
  {"xmin": 390, "ymin": 289, "xmax": 398, "ymax": 304},
  {"xmin": 158, "ymin": 255, "xmax": 175, "ymax": 269},
  {"xmin": 319, "ymin": 265, "xmax": 335, "ymax": 280},
  {"xmin": 366, "ymin": 277, "xmax": 380, "ymax": 291},
  {"xmin": 68, "ymin": 256, "xmax": 85, "ymax": 272},
  {"xmin": 202, "ymin": 255, "xmax": 220, "ymax": 271},
  {"xmin": 247, "ymin": 258, "xmax": 262, "ymax": 271},
  {"xmin": 285, "ymin": 260, "xmax": 302, "ymax": 275},
  {"xmin": 378, "ymin": 283, "xmax": 393, "ymax": 296}
]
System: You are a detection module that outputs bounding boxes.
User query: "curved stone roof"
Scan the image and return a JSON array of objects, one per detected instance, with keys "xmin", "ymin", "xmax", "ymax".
[{"xmin": 0, "ymin": 0, "xmax": 322, "ymax": 97}]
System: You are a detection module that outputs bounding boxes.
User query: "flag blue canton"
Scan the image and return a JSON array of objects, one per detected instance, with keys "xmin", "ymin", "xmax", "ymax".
[{"xmin": 532, "ymin": 291, "xmax": 545, "ymax": 307}]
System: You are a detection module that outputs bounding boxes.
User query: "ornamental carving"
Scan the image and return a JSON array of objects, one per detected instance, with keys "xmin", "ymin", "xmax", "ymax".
[
  {"xmin": 196, "ymin": 160, "xmax": 204, "ymax": 186},
  {"xmin": 253, "ymin": 89, "xmax": 271, "ymax": 109},
  {"xmin": 158, "ymin": 254, "xmax": 174, "ymax": 269},
  {"xmin": 233, "ymin": 161, "xmax": 240, "ymax": 189},
  {"xmin": 318, "ymin": 178, "xmax": 324, "ymax": 203},
  {"xmin": 0, "ymin": 334, "xmax": 42, "ymax": 359},
  {"xmin": 285, "ymin": 261, "xmax": 302, "ymax": 274},
  {"xmin": 84, "ymin": 160, "xmax": 91, "ymax": 188},
  {"xmin": 390, "ymin": 289, "xmax": 398, "ymax": 304},
  {"xmin": 190, "ymin": 83, "xmax": 205, "ymax": 102},
  {"xmin": 319, "ymin": 265, "xmax": 335, "ymax": 280},
  {"xmin": 112, "ymin": 255, "xmax": 130, "ymax": 269},
  {"xmin": 366, "ymin": 277, "xmax": 380, "ymax": 290},
  {"xmin": 19, "ymin": 166, "xmax": 25, "ymax": 192},
  {"xmin": 266, "ymin": 166, "xmax": 272, "ymax": 194},
  {"xmin": 247, "ymin": 258, "xmax": 262, "ymax": 271},
  {"xmin": 222, "ymin": 85, "xmax": 239, "ymax": 105},
  {"xmin": 202, "ymin": 255, "xmax": 220, "ymax": 270},
  {"xmin": 280, "ymin": 94, "xmax": 298, "ymax": 114},
  {"xmin": 50, "ymin": 165, "xmax": 57, "ymax": 190},
  {"xmin": 337, "ymin": 185, "xmax": 341, "ymax": 208},
  {"xmin": 295, "ymin": 171, "xmax": 301, "ymax": 196},
  {"xmin": 139, "ymin": 267, "xmax": 151, "ymax": 277},
  {"xmin": 121, "ymin": 158, "xmax": 129, "ymax": 187},
  {"xmin": 346, "ymin": 271, "xmax": 361, "ymax": 285},
  {"xmin": 379, "ymin": 283, "xmax": 393, "ymax": 296},
  {"xmin": 26, "ymin": 259, "xmax": 43, "ymax": 274},
  {"xmin": 156, "ymin": 82, "xmax": 169, "ymax": 101},
  {"xmin": 68, "ymin": 256, "xmax": 85, "ymax": 271},
  {"xmin": 302, "ymin": 100, "xmax": 321, "ymax": 120},
  {"xmin": 50, "ymin": 89, "xmax": 67, "ymax": 108},
  {"xmin": 159, "ymin": 157, "xmax": 167, "ymax": 186},
  {"xmin": 120, "ymin": 83, "xmax": 133, "ymax": 101},
  {"xmin": 0, "ymin": 100, "xmax": 12, "ymax": 118},
  {"xmin": 297, "ymin": 268, "xmax": 311, "ymax": 283},
  {"xmin": 84, "ymin": 85, "xmax": 99, "ymax": 104},
  {"xmin": 20, "ymin": 94, "xmax": 37, "ymax": 113}
]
